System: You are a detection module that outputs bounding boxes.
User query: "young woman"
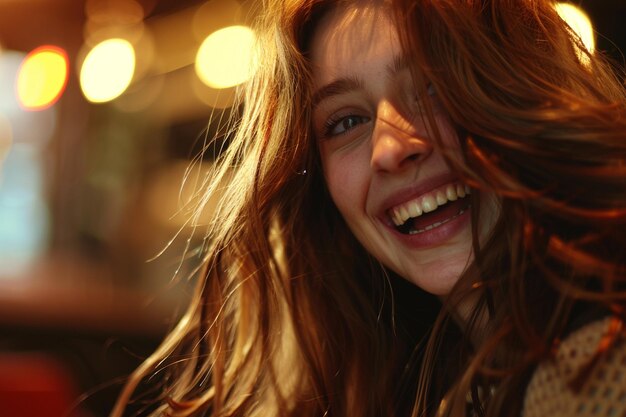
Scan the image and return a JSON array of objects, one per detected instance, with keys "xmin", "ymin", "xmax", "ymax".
[{"xmin": 112, "ymin": 0, "xmax": 626, "ymax": 416}]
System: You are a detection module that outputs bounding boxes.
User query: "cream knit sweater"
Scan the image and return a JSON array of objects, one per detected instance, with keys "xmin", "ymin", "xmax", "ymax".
[{"xmin": 522, "ymin": 316, "xmax": 626, "ymax": 417}]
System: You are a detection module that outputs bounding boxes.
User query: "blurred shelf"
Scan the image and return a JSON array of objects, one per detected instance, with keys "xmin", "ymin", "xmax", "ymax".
[{"xmin": 0, "ymin": 253, "xmax": 186, "ymax": 337}]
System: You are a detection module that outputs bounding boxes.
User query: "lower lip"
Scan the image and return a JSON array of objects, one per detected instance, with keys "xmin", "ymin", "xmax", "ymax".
[{"xmin": 387, "ymin": 206, "xmax": 471, "ymax": 249}]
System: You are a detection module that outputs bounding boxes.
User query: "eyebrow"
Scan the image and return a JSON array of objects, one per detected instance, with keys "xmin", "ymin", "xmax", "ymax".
[
  {"xmin": 312, "ymin": 76, "xmax": 364, "ymax": 107},
  {"xmin": 312, "ymin": 54, "xmax": 411, "ymax": 108},
  {"xmin": 388, "ymin": 54, "xmax": 410, "ymax": 76}
]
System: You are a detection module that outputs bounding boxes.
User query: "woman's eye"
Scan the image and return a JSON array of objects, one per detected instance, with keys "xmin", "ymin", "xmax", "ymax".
[
  {"xmin": 413, "ymin": 83, "xmax": 436, "ymax": 103},
  {"xmin": 325, "ymin": 115, "xmax": 370, "ymax": 137},
  {"xmin": 408, "ymin": 83, "xmax": 440, "ymax": 116}
]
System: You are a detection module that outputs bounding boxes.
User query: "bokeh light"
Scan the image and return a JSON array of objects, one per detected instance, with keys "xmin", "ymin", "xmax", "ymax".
[
  {"xmin": 0, "ymin": 49, "xmax": 57, "ymax": 276},
  {"xmin": 80, "ymin": 38, "xmax": 136, "ymax": 103},
  {"xmin": 16, "ymin": 46, "xmax": 69, "ymax": 111},
  {"xmin": 0, "ymin": 50, "xmax": 58, "ymax": 146},
  {"xmin": 195, "ymin": 25, "xmax": 256, "ymax": 89},
  {"xmin": 555, "ymin": 3, "xmax": 595, "ymax": 65},
  {"xmin": 0, "ymin": 142, "xmax": 50, "ymax": 276}
]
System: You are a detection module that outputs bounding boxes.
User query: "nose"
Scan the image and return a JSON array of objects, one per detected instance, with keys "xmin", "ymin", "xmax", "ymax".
[{"xmin": 370, "ymin": 103, "xmax": 432, "ymax": 173}]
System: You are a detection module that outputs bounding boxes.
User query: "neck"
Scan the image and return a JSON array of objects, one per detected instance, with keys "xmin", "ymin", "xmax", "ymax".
[{"xmin": 444, "ymin": 285, "xmax": 491, "ymax": 348}]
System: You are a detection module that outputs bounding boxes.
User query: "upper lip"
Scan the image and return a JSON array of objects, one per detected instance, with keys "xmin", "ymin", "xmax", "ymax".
[{"xmin": 376, "ymin": 172, "xmax": 462, "ymax": 224}]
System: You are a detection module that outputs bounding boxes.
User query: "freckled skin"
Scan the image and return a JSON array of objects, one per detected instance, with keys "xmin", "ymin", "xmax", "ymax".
[{"xmin": 311, "ymin": 2, "xmax": 497, "ymax": 296}]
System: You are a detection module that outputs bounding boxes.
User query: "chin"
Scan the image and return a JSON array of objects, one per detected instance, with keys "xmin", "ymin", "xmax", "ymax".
[{"xmin": 405, "ymin": 257, "xmax": 472, "ymax": 297}]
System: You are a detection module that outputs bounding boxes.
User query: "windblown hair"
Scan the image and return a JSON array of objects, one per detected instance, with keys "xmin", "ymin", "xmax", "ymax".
[{"xmin": 112, "ymin": 0, "xmax": 626, "ymax": 416}]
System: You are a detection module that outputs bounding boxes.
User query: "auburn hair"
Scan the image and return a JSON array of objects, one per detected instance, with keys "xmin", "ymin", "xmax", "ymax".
[
  {"xmin": 392, "ymin": 0, "xmax": 626, "ymax": 416},
  {"xmin": 112, "ymin": 1, "xmax": 626, "ymax": 416}
]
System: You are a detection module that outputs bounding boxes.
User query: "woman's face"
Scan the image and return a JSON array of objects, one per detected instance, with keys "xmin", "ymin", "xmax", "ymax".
[{"xmin": 310, "ymin": 1, "xmax": 495, "ymax": 295}]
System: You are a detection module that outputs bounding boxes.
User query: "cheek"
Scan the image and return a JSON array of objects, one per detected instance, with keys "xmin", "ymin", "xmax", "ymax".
[
  {"xmin": 324, "ymin": 161, "xmax": 355, "ymax": 214},
  {"xmin": 320, "ymin": 148, "xmax": 370, "ymax": 222},
  {"xmin": 436, "ymin": 115, "xmax": 462, "ymax": 151}
]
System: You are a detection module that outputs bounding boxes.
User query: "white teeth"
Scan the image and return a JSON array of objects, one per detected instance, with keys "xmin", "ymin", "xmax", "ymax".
[
  {"xmin": 389, "ymin": 182, "xmax": 472, "ymax": 226},
  {"xmin": 435, "ymin": 190, "xmax": 447, "ymax": 206},
  {"xmin": 421, "ymin": 195, "xmax": 437, "ymax": 213},
  {"xmin": 407, "ymin": 207, "xmax": 467, "ymax": 235},
  {"xmin": 399, "ymin": 206, "xmax": 409, "ymax": 221},
  {"xmin": 456, "ymin": 184, "xmax": 466, "ymax": 198},
  {"xmin": 446, "ymin": 185, "xmax": 458, "ymax": 201},
  {"xmin": 392, "ymin": 208, "xmax": 402, "ymax": 225},
  {"xmin": 408, "ymin": 201, "xmax": 422, "ymax": 218},
  {"xmin": 396, "ymin": 208, "xmax": 405, "ymax": 226}
]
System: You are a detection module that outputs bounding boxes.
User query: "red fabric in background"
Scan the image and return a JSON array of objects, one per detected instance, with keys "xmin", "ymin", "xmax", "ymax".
[{"xmin": 0, "ymin": 353, "xmax": 90, "ymax": 417}]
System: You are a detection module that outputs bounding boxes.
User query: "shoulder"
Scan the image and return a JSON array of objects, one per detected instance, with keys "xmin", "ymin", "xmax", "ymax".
[{"xmin": 522, "ymin": 316, "xmax": 626, "ymax": 417}]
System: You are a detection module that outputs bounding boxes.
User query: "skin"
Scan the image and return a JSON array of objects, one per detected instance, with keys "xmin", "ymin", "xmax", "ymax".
[{"xmin": 310, "ymin": 1, "xmax": 496, "ymax": 296}]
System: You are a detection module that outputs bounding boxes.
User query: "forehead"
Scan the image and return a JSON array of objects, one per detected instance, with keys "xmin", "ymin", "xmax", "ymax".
[{"xmin": 309, "ymin": 2, "xmax": 399, "ymax": 84}]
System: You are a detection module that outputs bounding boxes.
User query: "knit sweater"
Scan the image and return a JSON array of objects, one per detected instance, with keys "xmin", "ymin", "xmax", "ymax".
[{"xmin": 522, "ymin": 316, "xmax": 626, "ymax": 417}]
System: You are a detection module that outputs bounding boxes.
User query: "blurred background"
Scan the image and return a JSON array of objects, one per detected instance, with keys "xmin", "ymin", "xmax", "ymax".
[{"xmin": 0, "ymin": 0, "xmax": 624, "ymax": 416}]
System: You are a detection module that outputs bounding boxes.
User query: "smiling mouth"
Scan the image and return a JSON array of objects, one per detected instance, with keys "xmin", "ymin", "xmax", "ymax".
[{"xmin": 389, "ymin": 183, "xmax": 471, "ymax": 235}]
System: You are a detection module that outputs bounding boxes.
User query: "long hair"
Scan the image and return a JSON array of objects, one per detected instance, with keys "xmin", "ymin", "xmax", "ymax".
[
  {"xmin": 112, "ymin": 0, "xmax": 626, "ymax": 416},
  {"xmin": 112, "ymin": 1, "xmax": 438, "ymax": 416},
  {"xmin": 389, "ymin": 0, "xmax": 626, "ymax": 416}
]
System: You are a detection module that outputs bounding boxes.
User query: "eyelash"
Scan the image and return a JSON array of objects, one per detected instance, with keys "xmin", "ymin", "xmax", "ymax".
[
  {"xmin": 323, "ymin": 114, "xmax": 370, "ymax": 138},
  {"xmin": 411, "ymin": 83, "xmax": 437, "ymax": 104},
  {"xmin": 319, "ymin": 84, "xmax": 437, "ymax": 139}
]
